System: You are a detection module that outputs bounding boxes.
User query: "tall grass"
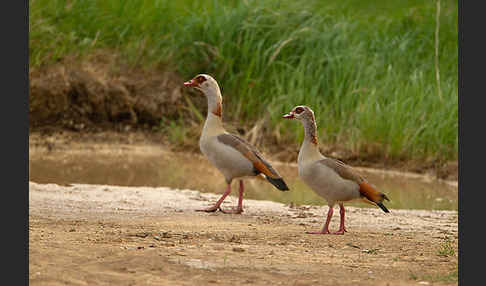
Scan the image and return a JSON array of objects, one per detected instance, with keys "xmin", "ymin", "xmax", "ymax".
[{"xmin": 29, "ymin": 0, "xmax": 458, "ymax": 161}]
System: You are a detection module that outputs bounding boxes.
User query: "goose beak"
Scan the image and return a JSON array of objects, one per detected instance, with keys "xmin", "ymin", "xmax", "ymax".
[
  {"xmin": 282, "ymin": 113, "xmax": 294, "ymax": 119},
  {"xmin": 183, "ymin": 79, "xmax": 198, "ymax": 87}
]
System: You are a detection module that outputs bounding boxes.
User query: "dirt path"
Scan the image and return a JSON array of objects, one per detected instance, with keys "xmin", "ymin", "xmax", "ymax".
[{"xmin": 29, "ymin": 182, "xmax": 458, "ymax": 285}]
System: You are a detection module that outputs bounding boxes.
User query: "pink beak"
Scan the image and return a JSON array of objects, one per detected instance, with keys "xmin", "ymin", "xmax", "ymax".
[
  {"xmin": 282, "ymin": 113, "xmax": 294, "ymax": 119},
  {"xmin": 184, "ymin": 79, "xmax": 197, "ymax": 87}
]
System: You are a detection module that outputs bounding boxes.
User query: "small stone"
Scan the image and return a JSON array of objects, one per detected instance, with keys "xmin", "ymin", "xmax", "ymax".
[
  {"xmin": 232, "ymin": 247, "xmax": 245, "ymax": 253},
  {"xmin": 162, "ymin": 232, "xmax": 171, "ymax": 238}
]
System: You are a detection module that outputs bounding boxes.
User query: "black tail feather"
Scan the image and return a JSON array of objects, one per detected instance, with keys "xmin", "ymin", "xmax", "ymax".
[
  {"xmin": 377, "ymin": 202, "xmax": 390, "ymax": 213},
  {"xmin": 266, "ymin": 177, "xmax": 289, "ymax": 191}
]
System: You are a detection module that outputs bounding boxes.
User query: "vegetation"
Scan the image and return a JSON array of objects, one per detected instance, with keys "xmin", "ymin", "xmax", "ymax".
[
  {"xmin": 29, "ymin": 0, "xmax": 458, "ymax": 162},
  {"xmin": 437, "ymin": 239, "xmax": 456, "ymax": 257}
]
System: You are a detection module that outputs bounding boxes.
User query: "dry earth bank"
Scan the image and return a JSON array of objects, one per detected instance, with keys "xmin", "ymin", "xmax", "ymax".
[{"xmin": 29, "ymin": 181, "xmax": 458, "ymax": 285}]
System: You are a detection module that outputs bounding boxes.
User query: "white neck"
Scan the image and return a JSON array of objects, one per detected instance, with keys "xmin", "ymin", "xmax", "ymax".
[
  {"xmin": 201, "ymin": 88, "xmax": 225, "ymax": 139},
  {"xmin": 298, "ymin": 119, "xmax": 325, "ymax": 165},
  {"xmin": 202, "ymin": 112, "xmax": 225, "ymax": 138}
]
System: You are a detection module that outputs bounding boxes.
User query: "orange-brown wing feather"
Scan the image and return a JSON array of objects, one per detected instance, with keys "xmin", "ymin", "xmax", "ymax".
[
  {"xmin": 358, "ymin": 181, "xmax": 387, "ymax": 204},
  {"xmin": 318, "ymin": 158, "xmax": 388, "ymax": 204},
  {"xmin": 217, "ymin": 133, "xmax": 281, "ymax": 179}
]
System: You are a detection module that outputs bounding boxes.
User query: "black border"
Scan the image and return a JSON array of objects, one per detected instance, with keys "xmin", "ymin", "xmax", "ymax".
[
  {"xmin": 2, "ymin": 0, "xmax": 29, "ymax": 284},
  {"xmin": 459, "ymin": 0, "xmax": 481, "ymax": 284}
]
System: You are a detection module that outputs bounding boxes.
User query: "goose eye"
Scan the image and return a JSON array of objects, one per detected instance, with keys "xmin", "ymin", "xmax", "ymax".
[
  {"xmin": 295, "ymin": 107, "xmax": 304, "ymax": 114},
  {"xmin": 196, "ymin": 76, "xmax": 207, "ymax": 84}
]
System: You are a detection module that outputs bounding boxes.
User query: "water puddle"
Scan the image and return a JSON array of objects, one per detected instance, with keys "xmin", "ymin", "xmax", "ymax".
[{"xmin": 29, "ymin": 148, "xmax": 457, "ymax": 211}]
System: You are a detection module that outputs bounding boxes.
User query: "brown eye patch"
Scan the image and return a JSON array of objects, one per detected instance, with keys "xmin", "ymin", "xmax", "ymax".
[
  {"xmin": 195, "ymin": 76, "xmax": 207, "ymax": 84},
  {"xmin": 295, "ymin": 107, "xmax": 305, "ymax": 114}
]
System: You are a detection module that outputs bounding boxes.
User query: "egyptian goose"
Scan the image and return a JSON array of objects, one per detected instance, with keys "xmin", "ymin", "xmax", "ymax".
[
  {"xmin": 184, "ymin": 74, "xmax": 289, "ymax": 214},
  {"xmin": 283, "ymin": 105, "xmax": 389, "ymax": 234}
]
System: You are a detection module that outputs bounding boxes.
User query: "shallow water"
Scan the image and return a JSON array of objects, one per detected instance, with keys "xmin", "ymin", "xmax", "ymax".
[{"xmin": 29, "ymin": 149, "xmax": 457, "ymax": 211}]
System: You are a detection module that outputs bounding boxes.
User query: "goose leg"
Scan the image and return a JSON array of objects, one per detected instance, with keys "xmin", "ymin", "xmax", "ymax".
[
  {"xmin": 306, "ymin": 206, "xmax": 333, "ymax": 234},
  {"xmin": 333, "ymin": 203, "xmax": 347, "ymax": 235},
  {"xmin": 220, "ymin": 180, "xmax": 244, "ymax": 214},
  {"xmin": 196, "ymin": 184, "xmax": 232, "ymax": 212}
]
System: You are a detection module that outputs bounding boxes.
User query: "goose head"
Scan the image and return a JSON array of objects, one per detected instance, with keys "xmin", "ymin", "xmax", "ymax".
[
  {"xmin": 184, "ymin": 74, "xmax": 223, "ymax": 117},
  {"xmin": 283, "ymin": 105, "xmax": 319, "ymax": 145},
  {"xmin": 184, "ymin": 74, "xmax": 221, "ymax": 96},
  {"xmin": 282, "ymin": 105, "xmax": 315, "ymax": 123}
]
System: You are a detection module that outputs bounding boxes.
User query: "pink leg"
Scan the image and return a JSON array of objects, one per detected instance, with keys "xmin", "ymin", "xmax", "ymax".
[
  {"xmin": 196, "ymin": 184, "xmax": 232, "ymax": 212},
  {"xmin": 306, "ymin": 206, "xmax": 333, "ymax": 234},
  {"xmin": 220, "ymin": 180, "xmax": 244, "ymax": 214},
  {"xmin": 333, "ymin": 203, "xmax": 347, "ymax": 235}
]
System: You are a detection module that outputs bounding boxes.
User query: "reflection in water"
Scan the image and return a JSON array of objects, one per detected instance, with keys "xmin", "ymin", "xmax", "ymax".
[{"xmin": 29, "ymin": 149, "xmax": 457, "ymax": 211}]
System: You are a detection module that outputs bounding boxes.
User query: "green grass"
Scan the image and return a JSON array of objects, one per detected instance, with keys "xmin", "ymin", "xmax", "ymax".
[
  {"xmin": 29, "ymin": 0, "xmax": 458, "ymax": 162},
  {"xmin": 437, "ymin": 239, "xmax": 456, "ymax": 257},
  {"xmin": 409, "ymin": 268, "xmax": 458, "ymax": 284},
  {"xmin": 423, "ymin": 269, "xmax": 458, "ymax": 283}
]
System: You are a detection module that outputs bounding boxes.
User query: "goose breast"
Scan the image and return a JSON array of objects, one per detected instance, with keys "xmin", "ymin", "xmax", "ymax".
[
  {"xmin": 299, "ymin": 161, "xmax": 361, "ymax": 205},
  {"xmin": 200, "ymin": 136, "xmax": 255, "ymax": 182}
]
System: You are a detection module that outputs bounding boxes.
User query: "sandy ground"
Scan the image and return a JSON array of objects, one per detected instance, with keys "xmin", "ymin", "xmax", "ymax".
[{"xmin": 29, "ymin": 181, "xmax": 458, "ymax": 285}]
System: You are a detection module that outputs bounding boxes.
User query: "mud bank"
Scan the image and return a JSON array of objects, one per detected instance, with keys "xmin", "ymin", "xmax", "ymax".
[
  {"xmin": 29, "ymin": 182, "xmax": 458, "ymax": 285},
  {"xmin": 29, "ymin": 54, "xmax": 458, "ymax": 180}
]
